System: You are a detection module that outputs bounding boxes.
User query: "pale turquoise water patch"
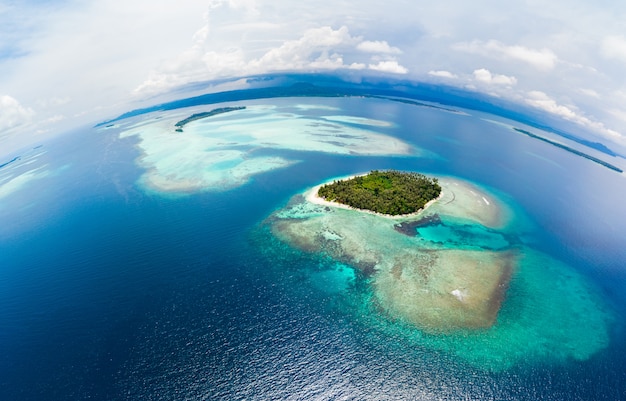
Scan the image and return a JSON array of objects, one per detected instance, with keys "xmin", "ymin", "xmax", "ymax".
[
  {"xmin": 320, "ymin": 115, "xmax": 393, "ymax": 127},
  {"xmin": 415, "ymin": 219, "xmax": 512, "ymax": 250},
  {"xmin": 274, "ymin": 196, "xmax": 328, "ymax": 219},
  {"xmin": 0, "ymin": 167, "xmax": 49, "ymax": 201},
  {"xmin": 481, "ymin": 118, "xmax": 514, "ymax": 129},
  {"xmin": 524, "ymin": 150, "xmax": 565, "ymax": 169},
  {"xmin": 183, "ymin": 105, "xmax": 411, "ymax": 155},
  {"xmin": 0, "ymin": 148, "xmax": 50, "ymax": 203},
  {"xmin": 309, "ymin": 262, "xmax": 357, "ymax": 294},
  {"xmin": 119, "ymin": 104, "xmax": 417, "ymax": 194},
  {"xmin": 294, "ymin": 104, "xmax": 340, "ymax": 111}
]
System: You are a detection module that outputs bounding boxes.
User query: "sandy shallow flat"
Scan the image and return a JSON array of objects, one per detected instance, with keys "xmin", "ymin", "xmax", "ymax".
[{"xmin": 119, "ymin": 107, "xmax": 416, "ymax": 193}]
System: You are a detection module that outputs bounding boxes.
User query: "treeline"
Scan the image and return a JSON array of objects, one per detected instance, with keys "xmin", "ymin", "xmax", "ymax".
[
  {"xmin": 513, "ymin": 128, "xmax": 623, "ymax": 173},
  {"xmin": 174, "ymin": 106, "xmax": 246, "ymax": 131},
  {"xmin": 318, "ymin": 170, "xmax": 441, "ymax": 215}
]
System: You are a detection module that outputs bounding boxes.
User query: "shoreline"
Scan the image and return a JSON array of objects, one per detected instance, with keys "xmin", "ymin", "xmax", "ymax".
[{"xmin": 304, "ymin": 174, "xmax": 443, "ymax": 220}]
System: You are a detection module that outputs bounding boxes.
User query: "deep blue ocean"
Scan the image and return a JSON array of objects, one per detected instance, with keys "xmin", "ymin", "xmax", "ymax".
[{"xmin": 1, "ymin": 86, "xmax": 626, "ymax": 400}]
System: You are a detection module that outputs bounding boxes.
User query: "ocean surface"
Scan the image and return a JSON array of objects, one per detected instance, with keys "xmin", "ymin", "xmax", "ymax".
[{"xmin": 1, "ymin": 84, "xmax": 626, "ymax": 400}]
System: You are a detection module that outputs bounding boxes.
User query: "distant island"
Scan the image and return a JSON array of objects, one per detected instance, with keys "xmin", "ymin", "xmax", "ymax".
[
  {"xmin": 0, "ymin": 156, "xmax": 21, "ymax": 170},
  {"xmin": 513, "ymin": 128, "xmax": 623, "ymax": 173},
  {"xmin": 317, "ymin": 170, "xmax": 442, "ymax": 216},
  {"xmin": 174, "ymin": 106, "xmax": 246, "ymax": 132}
]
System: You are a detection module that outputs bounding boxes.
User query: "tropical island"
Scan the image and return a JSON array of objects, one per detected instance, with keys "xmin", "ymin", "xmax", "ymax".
[
  {"xmin": 264, "ymin": 172, "xmax": 615, "ymax": 370},
  {"xmin": 512, "ymin": 128, "xmax": 623, "ymax": 173},
  {"xmin": 269, "ymin": 174, "xmax": 519, "ymax": 333},
  {"xmin": 174, "ymin": 106, "xmax": 246, "ymax": 132},
  {"xmin": 318, "ymin": 170, "xmax": 442, "ymax": 215}
]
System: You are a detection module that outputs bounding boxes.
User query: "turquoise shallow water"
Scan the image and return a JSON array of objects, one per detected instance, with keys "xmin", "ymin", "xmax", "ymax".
[
  {"xmin": 415, "ymin": 219, "xmax": 512, "ymax": 250},
  {"xmin": 264, "ymin": 174, "xmax": 614, "ymax": 372},
  {"xmin": 1, "ymin": 84, "xmax": 625, "ymax": 399}
]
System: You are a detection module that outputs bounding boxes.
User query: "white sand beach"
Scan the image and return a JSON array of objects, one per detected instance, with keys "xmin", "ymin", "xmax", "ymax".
[{"xmin": 304, "ymin": 174, "xmax": 443, "ymax": 220}]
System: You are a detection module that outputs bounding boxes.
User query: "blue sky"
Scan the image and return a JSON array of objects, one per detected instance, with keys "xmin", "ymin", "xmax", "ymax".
[{"xmin": 2, "ymin": 0, "xmax": 626, "ymax": 154}]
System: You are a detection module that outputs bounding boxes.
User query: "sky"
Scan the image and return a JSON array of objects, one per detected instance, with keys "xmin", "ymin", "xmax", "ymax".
[{"xmin": 2, "ymin": 0, "xmax": 626, "ymax": 154}]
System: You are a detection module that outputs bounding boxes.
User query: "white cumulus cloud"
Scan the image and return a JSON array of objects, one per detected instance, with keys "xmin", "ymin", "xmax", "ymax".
[
  {"xmin": 348, "ymin": 62, "xmax": 367, "ymax": 70},
  {"xmin": 134, "ymin": 25, "xmax": 359, "ymax": 96},
  {"xmin": 0, "ymin": 95, "xmax": 34, "ymax": 131},
  {"xmin": 525, "ymin": 91, "xmax": 621, "ymax": 141},
  {"xmin": 525, "ymin": 91, "xmax": 577, "ymax": 119},
  {"xmin": 368, "ymin": 60, "xmax": 408, "ymax": 74},
  {"xmin": 454, "ymin": 40, "xmax": 558, "ymax": 71},
  {"xmin": 428, "ymin": 70, "xmax": 458, "ymax": 79},
  {"xmin": 134, "ymin": 24, "xmax": 410, "ymax": 96},
  {"xmin": 251, "ymin": 26, "xmax": 357, "ymax": 70},
  {"xmin": 357, "ymin": 40, "xmax": 402, "ymax": 54},
  {"xmin": 473, "ymin": 68, "xmax": 517, "ymax": 85}
]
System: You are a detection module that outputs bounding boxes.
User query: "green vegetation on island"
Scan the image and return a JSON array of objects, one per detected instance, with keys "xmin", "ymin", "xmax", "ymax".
[
  {"xmin": 318, "ymin": 170, "xmax": 442, "ymax": 215},
  {"xmin": 174, "ymin": 106, "xmax": 246, "ymax": 132}
]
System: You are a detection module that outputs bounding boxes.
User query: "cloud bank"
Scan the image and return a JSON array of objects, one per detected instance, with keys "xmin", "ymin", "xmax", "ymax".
[
  {"xmin": 133, "ymin": 25, "xmax": 408, "ymax": 97},
  {"xmin": 2, "ymin": 0, "xmax": 626, "ymax": 152},
  {"xmin": 454, "ymin": 40, "xmax": 558, "ymax": 71}
]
